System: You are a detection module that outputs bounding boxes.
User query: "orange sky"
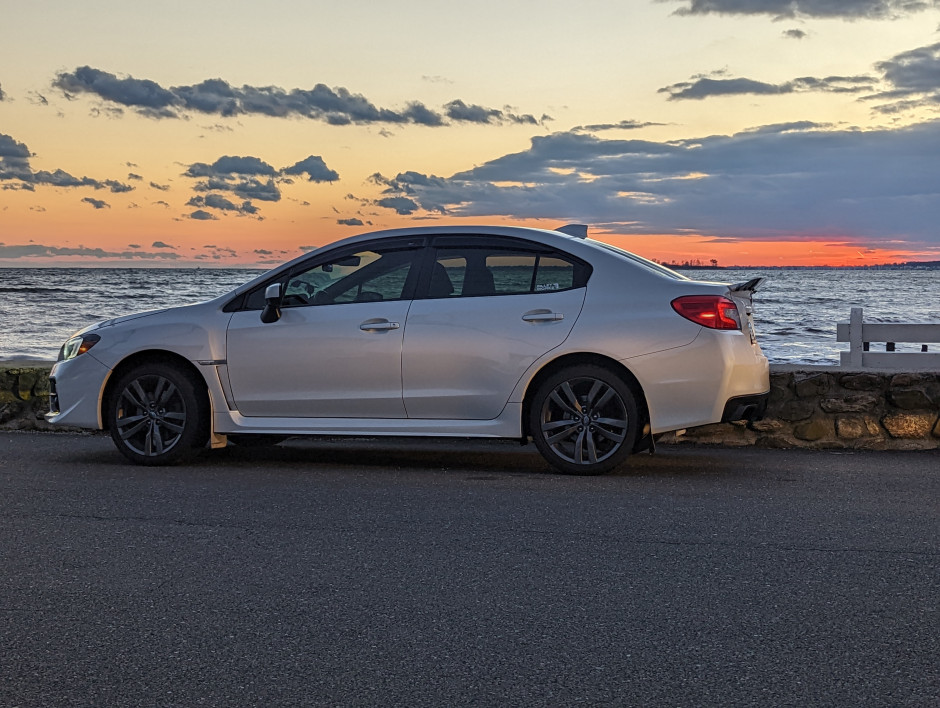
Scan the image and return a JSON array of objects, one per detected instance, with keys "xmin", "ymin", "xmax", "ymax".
[{"xmin": 3, "ymin": 1, "xmax": 940, "ymax": 268}]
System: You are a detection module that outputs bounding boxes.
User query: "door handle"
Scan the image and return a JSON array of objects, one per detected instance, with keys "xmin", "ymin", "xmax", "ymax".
[
  {"xmin": 522, "ymin": 311, "xmax": 564, "ymax": 322},
  {"xmin": 359, "ymin": 319, "xmax": 400, "ymax": 331}
]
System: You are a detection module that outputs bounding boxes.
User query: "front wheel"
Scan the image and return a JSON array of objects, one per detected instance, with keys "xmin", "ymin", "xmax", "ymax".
[
  {"xmin": 108, "ymin": 362, "xmax": 209, "ymax": 465},
  {"xmin": 529, "ymin": 365, "xmax": 638, "ymax": 475}
]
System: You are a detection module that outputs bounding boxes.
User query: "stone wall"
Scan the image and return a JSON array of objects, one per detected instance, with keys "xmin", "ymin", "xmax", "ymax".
[
  {"xmin": 669, "ymin": 367, "xmax": 940, "ymax": 450},
  {"xmin": 0, "ymin": 364, "xmax": 57, "ymax": 431},
  {"xmin": 3, "ymin": 364, "xmax": 940, "ymax": 448}
]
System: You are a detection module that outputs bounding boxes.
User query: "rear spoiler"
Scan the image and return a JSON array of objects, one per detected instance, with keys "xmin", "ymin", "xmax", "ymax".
[{"xmin": 729, "ymin": 277, "xmax": 764, "ymax": 293}]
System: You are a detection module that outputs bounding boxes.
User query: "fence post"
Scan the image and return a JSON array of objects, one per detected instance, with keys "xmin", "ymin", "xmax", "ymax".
[{"xmin": 849, "ymin": 307, "xmax": 864, "ymax": 367}]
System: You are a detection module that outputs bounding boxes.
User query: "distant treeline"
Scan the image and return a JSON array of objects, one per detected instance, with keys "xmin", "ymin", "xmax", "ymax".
[{"xmin": 662, "ymin": 260, "xmax": 940, "ymax": 270}]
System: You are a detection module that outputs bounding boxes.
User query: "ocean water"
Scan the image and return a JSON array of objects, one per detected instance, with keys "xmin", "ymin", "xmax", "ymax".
[{"xmin": 1, "ymin": 266, "xmax": 938, "ymax": 364}]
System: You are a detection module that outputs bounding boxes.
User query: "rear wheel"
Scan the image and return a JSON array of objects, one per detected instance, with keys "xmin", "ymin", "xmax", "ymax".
[
  {"xmin": 108, "ymin": 362, "xmax": 208, "ymax": 465},
  {"xmin": 529, "ymin": 364, "xmax": 638, "ymax": 475}
]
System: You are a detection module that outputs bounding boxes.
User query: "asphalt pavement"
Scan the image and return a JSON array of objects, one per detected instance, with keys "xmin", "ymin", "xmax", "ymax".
[{"xmin": 1, "ymin": 431, "xmax": 937, "ymax": 707}]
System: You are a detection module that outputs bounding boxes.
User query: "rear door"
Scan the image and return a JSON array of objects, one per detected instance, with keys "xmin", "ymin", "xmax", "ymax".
[{"xmin": 401, "ymin": 236, "xmax": 590, "ymax": 420}]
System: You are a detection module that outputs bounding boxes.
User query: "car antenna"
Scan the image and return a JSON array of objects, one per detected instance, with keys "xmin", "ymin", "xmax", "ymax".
[{"xmin": 556, "ymin": 224, "xmax": 588, "ymax": 238}]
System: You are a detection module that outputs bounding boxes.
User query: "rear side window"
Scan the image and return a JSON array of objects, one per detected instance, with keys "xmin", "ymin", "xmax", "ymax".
[{"xmin": 426, "ymin": 239, "xmax": 589, "ymax": 299}]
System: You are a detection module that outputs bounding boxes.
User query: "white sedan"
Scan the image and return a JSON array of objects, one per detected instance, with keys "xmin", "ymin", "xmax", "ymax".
[{"xmin": 47, "ymin": 224, "xmax": 769, "ymax": 474}]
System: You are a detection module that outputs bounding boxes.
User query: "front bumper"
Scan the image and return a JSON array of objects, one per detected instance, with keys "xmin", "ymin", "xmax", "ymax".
[{"xmin": 45, "ymin": 354, "xmax": 112, "ymax": 430}]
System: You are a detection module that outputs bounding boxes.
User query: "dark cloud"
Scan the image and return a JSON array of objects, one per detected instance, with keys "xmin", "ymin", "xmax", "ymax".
[
  {"xmin": 867, "ymin": 42, "xmax": 940, "ymax": 113},
  {"xmin": 128, "ymin": 173, "xmax": 143, "ymax": 181},
  {"xmin": 186, "ymin": 155, "xmax": 277, "ymax": 178},
  {"xmin": 660, "ymin": 75, "xmax": 874, "ymax": 100},
  {"xmin": 82, "ymin": 197, "xmax": 109, "ymax": 209},
  {"xmin": 444, "ymin": 99, "xmax": 540, "ymax": 125},
  {"xmin": 52, "ymin": 66, "xmax": 542, "ymax": 129},
  {"xmin": 152, "ymin": 241, "xmax": 176, "ymax": 249},
  {"xmin": 375, "ymin": 196, "xmax": 419, "ymax": 215},
  {"xmin": 572, "ymin": 120, "xmax": 663, "ymax": 133},
  {"xmin": 666, "ymin": 0, "xmax": 938, "ymax": 20},
  {"xmin": 282, "ymin": 155, "xmax": 339, "ymax": 182},
  {"xmin": 54, "ymin": 65, "xmax": 178, "ymax": 118},
  {"xmin": 150, "ymin": 181, "xmax": 170, "ymax": 191},
  {"xmin": 371, "ymin": 122, "xmax": 940, "ymax": 251},
  {"xmin": 183, "ymin": 154, "xmax": 341, "ymax": 217},
  {"xmin": 0, "ymin": 243, "xmax": 182, "ymax": 260},
  {"xmin": 783, "ymin": 28, "xmax": 808, "ymax": 39},
  {"xmin": 0, "ymin": 83, "xmax": 5, "ymax": 101},
  {"xmin": 659, "ymin": 42, "xmax": 940, "ymax": 116},
  {"xmin": 188, "ymin": 209, "xmax": 217, "ymax": 221},
  {"xmin": 337, "ymin": 217, "xmax": 364, "ymax": 226},
  {"xmin": 187, "ymin": 193, "xmax": 259, "ymax": 215},
  {"xmin": 0, "ymin": 132, "xmax": 134, "ymax": 193}
]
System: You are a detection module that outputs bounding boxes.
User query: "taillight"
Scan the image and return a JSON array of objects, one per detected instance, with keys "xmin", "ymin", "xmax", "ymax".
[{"xmin": 671, "ymin": 295, "xmax": 741, "ymax": 330}]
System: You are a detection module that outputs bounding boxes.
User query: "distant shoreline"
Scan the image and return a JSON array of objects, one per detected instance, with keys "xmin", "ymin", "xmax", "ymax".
[
  {"xmin": 3, "ymin": 261, "xmax": 939, "ymax": 271},
  {"xmin": 666, "ymin": 261, "xmax": 940, "ymax": 270}
]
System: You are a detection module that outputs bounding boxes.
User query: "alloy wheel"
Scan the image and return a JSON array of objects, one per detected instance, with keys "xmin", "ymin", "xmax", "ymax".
[
  {"xmin": 114, "ymin": 374, "xmax": 188, "ymax": 457},
  {"xmin": 538, "ymin": 375, "xmax": 630, "ymax": 467}
]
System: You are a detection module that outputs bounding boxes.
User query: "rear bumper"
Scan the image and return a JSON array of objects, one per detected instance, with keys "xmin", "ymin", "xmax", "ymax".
[
  {"xmin": 720, "ymin": 391, "xmax": 769, "ymax": 423},
  {"xmin": 625, "ymin": 328, "xmax": 769, "ymax": 433}
]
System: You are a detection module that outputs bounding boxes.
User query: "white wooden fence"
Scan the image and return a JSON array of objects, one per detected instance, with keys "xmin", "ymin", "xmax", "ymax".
[{"xmin": 838, "ymin": 307, "xmax": 940, "ymax": 369}]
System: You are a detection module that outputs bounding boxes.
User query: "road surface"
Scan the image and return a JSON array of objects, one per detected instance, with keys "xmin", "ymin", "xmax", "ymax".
[{"xmin": 1, "ymin": 432, "xmax": 937, "ymax": 706}]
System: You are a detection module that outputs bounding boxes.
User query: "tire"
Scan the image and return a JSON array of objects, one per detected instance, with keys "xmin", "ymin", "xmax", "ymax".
[
  {"xmin": 108, "ymin": 362, "xmax": 209, "ymax": 466},
  {"xmin": 529, "ymin": 364, "xmax": 638, "ymax": 475}
]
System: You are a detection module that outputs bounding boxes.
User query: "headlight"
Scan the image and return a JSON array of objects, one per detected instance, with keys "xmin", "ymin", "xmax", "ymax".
[{"xmin": 59, "ymin": 333, "xmax": 101, "ymax": 361}]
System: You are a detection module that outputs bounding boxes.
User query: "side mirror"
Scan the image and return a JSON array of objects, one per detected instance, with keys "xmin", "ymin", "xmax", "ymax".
[{"xmin": 260, "ymin": 283, "xmax": 282, "ymax": 323}]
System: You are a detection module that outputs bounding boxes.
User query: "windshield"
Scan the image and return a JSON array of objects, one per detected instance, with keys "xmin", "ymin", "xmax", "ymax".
[{"xmin": 590, "ymin": 241, "xmax": 690, "ymax": 280}]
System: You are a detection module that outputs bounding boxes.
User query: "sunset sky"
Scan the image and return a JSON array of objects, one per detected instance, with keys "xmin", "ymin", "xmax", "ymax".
[{"xmin": 2, "ymin": 0, "xmax": 940, "ymax": 267}]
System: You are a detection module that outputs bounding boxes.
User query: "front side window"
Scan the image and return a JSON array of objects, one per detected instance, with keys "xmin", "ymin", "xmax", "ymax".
[{"xmin": 242, "ymin": 245, "xmax": 419, "ymax": 310}]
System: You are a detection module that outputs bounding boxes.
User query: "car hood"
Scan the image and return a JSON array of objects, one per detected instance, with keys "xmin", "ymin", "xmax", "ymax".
[{"xmin": 74, "ymin": 301, "xmax": 210, "ymax": 337}]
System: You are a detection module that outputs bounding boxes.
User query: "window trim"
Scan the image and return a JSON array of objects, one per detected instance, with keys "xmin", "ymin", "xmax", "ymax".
[
  {"xmin": 415, "ymin": 235, "xmax": 592, "ymax": 300},
  {"xmin": 230, "ymin": 237, "xmax": 427, "ymax": 311}
]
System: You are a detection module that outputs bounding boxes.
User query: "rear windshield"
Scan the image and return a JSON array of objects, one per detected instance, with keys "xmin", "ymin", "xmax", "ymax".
[{"xmin": 590, "ymin": 241, "xmax": 690, "ymax": 280}]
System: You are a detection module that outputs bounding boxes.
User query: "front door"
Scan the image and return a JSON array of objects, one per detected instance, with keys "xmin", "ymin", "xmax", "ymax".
[{"xmin": 226, "ymin": 244, "xmax": 421, "ymax": 418}]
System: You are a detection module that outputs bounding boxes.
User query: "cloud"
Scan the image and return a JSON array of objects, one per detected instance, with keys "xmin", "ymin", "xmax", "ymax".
[
  {"xmin": 866, "ymin": 42, "xmax": 940, "ymax": 113},
  {"xmin": 666, "ymin": 0, "xmax": 939, "ymax": 20},
  {"xmin": 282, "ymin": 155, "xmax": 339, "ymax": 182},
  {"xmin": 81, "ymin": 197, "xmax": 109, "ymax": 209},
  {"xmin": 783, "ymin": 28, "xmax": 808, "ymax": 39},
  {"xmin": 0, "ymin": 243, "xmax": 182, "ymax": 260},
  {"xmin": 185, "ymin": 155, "xmax": 277, "ymax": 177},
  {"xmin": 572, "ymin": 120, "xmax": 664, "ymax": 133},
  {"xmin": 151, "ymin": 240, "xmax": 176, "ymax": 249},
  {"xmin": 52, "ymin": 66, "xmax": 543, "ymax": 129},
  {"xmin": 187, "ymin": 193, "xmax": 258, "ymax": 215},
  {"xmin": 658, "ymin": 42, "xmax": 940, "ymax": 117},
  {"xmin": 183, "ymin": 153, "xmax": 341, "ymax": 218},
  {"xmin": 374, "ymin": 196, "xmax": 420, "ymax": 215},
  {"xmin": 371, "ymin": 121, "xmax": 940, "ymax": 250},
  {"xmin": 54, "ymin": 65, "xmax": 178, "ymax": 118},
  {"xmin": 443, "ymin": 99, "xmax": 541, "ymax": 125},
  {"xmin": 188, "ymin": 209, "xmax": 217, "ymax": 220},
  {"xmin": 337, "ymin": 217, "xmax": 364, "ymax": 226},
  {"xmin": 660, "ymin": 74, "xmax": 875, "ymax": 100},
  {"xmin": 0, "ymin": 132, "xmax": 134, "ymax": 193},
  {"xmin": 0, "ymin": 83, "xmax": 5, "ymax": 101}
]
